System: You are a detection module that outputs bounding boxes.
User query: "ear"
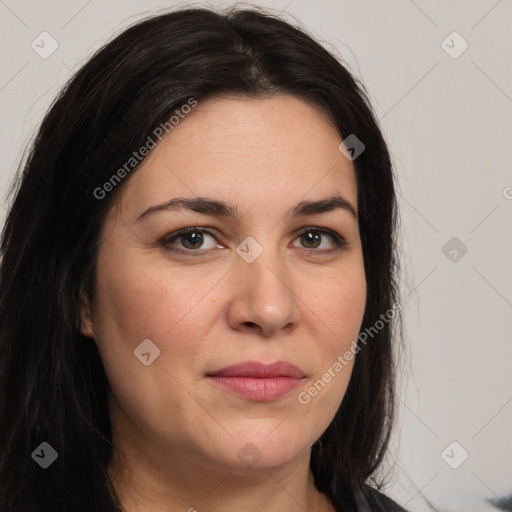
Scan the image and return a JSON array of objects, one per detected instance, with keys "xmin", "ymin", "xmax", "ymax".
[{"xmin": 79, "ymin": 287, "xmax": 95, "ymax": 339}]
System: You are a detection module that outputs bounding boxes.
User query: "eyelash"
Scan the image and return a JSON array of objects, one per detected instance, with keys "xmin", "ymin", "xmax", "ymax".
[{"xmin": 161, "ymin": 226, "xmax": 348, "ymax": 257}]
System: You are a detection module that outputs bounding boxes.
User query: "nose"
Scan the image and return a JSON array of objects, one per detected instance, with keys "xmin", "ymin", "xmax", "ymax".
[{"xmin": 225, "ymin": 242, "xmax": 301, "ymax": 338}]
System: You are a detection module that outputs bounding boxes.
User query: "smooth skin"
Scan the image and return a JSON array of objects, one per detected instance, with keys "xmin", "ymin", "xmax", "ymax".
[{"xmin": 81, "ymin": 94, "xmax": 367, "ymax": 512}]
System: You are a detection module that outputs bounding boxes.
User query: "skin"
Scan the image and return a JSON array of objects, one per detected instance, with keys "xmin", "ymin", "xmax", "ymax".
[{"xmin": 81, "ymin": 94, "xmax": 367, "ymax": 512}]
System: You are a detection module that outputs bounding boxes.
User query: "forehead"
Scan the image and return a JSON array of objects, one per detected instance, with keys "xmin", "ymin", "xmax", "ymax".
[{"xmin": 118, "ymin": 94, "xmax": 358, "ymax": 220}]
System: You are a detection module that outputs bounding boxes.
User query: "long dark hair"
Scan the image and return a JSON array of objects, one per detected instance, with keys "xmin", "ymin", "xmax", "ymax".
[{"xmin": 0, "ymin": 5, "xmax": 401, "ymax": 511}]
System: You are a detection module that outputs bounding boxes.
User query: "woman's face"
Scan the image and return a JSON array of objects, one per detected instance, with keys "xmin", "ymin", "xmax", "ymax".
[{"xmin": 82, "ymin": 94, "xmax": 366, "ymax": 473}]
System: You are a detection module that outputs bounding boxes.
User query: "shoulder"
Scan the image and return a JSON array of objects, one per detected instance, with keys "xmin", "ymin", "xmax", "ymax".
[{"xmin": 355, "ymin": 484, "xmax": 410, "ymax": 512}]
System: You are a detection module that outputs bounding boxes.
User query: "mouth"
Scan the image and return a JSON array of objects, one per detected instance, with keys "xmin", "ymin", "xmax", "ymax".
[{"xmin": 205, "ymin": 361, "xmax": 305, "ymax": 401}]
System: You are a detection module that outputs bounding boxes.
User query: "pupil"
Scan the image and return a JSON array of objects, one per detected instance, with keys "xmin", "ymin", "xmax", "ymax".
[
  {"xmin": 183, "ymin": 231, "xmax": 202, "ymax": 249},
  {"xmin": 304, "ymin": 231, "xmax": 320, "ymax": 248}
]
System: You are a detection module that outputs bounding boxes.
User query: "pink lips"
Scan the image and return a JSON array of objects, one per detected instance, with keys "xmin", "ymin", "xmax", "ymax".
[{"xmin": 206, "ymin": 361, "xmax": 305, "ymax": 401}]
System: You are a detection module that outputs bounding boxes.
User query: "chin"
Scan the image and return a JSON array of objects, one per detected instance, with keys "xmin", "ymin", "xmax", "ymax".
[{"xmin": 213, "ymin": 429, "xmax": 311, "ymax": 471}]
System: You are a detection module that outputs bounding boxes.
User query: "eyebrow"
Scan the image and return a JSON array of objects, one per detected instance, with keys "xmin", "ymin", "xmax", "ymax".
[{"xmin": 134, "ymin": 194, "xmax": 358, "ymax": 223}]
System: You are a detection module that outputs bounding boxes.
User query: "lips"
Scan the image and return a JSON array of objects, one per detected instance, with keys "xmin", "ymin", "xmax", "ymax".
[
  {"xmin": 206, "ymin": 361, "xmax": 305, "ymax": 401},
  {"xmin": 206, "ymin": 361, "xmax": 305, "ymax": 379}
]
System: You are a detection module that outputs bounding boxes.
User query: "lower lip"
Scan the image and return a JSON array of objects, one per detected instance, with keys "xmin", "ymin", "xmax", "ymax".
[{"xmin": 207, "ymin": 376, "xmax": 303, "ymax": 401}]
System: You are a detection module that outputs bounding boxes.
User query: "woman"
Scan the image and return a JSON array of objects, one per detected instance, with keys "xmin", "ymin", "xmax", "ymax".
[{"xmin": 0, "ymin": 5, "xmax": 405, "ymax": 511}]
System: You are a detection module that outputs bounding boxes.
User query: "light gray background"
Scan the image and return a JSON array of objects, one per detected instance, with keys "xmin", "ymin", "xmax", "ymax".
[{"xmin": 1, "ymin": 1, "xmax": 511, "ymax": 510}]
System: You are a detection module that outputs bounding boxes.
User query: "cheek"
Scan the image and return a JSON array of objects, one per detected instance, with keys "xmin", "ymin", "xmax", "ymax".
[
  {"xmin": 307, "ymin": 263, "xmax": 367, "ymax": 351},
  {"xmin": 295, "ymin": 263, "xmax": 366, "ymax": 426},
  {"xmin": 91, "ymin": 254, "xmax": 225, "ymax": 444},
  {"xmin": 92, "ymin": 249, "xmax": 224, "ymax": 380}
]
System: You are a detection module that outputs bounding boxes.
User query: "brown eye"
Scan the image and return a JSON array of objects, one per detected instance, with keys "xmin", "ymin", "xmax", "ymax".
[
  {"xmin": 163, "ymin": 228, "xmax": 220, "ymax": 253},
  {"xmin": 299, "ymin": 230, "xmax": 322, "ymax": 249},
  {"xmin": 178, "ymin": 230, "xmax": 205, "ymax": 250},
  {"xmin": 293, "ymin": 228, "xmax": 347, "ymax": 253}
]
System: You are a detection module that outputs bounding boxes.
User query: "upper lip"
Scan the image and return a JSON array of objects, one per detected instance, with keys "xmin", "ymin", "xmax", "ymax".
[{"xmin": 206, "ymin": 361, "xmax": 305, "ymax": 378}]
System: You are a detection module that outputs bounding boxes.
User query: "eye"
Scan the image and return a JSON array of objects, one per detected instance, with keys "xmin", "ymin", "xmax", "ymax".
[
  {"xmin": 161, "ymin": 226, "xmax": 348, "ymax": 256},
  {"xmin": 162, "ymin": 227, "xmax": 221, "ymax": 255},
  {"xmin": 292, "ymin": 228, "xmax": 348, "ymax": 254}
]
